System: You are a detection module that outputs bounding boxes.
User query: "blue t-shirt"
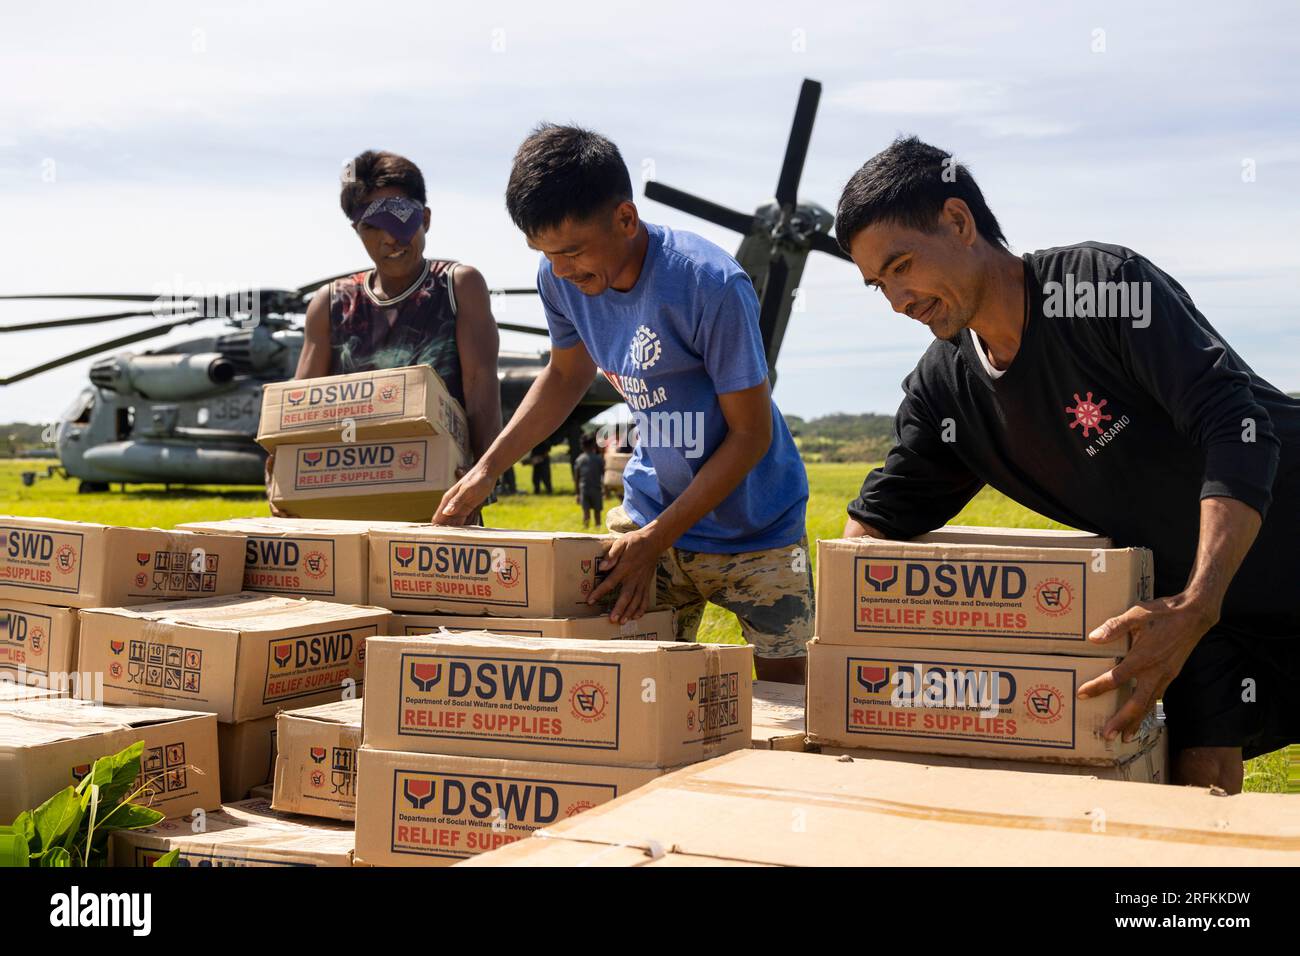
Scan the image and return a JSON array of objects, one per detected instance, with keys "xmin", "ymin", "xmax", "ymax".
[{"xmin": 538, "ymin": 221, "xmax": 808, "ymax": 553}]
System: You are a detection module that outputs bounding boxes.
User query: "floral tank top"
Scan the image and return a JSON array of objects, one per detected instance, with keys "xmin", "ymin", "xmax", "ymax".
[{"xmin": 327, "ymin": 258, "xmax": 465, "ymax": 405}]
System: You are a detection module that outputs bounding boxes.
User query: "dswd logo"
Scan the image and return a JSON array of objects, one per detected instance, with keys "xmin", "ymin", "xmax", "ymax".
[
  {"xmin": 302, "ymin": 451, "xmax": 323, "ymax": 467},
  {"xmin": 272, "ymin": 642, "xmax": 293, "ymax": 668},
  {"xmin": 286, "ymin": 389, "xmax": 307, "ymax": 406},
  {"xmin": 310, "ymin": 747, "xmax": 327, "ymax": 764},
  {"xmin": 403, "ymin": 777, "xmax": 436, "ymax": 810},
  {"xmin": 409, "ymin": 661, "xmax": 442, "ymax": 692},
  {"xmin": 393, "ymin": 546, "xmax": 416, "ymax": 568},
  {"xmin": 863, "ymin": 564, "xmax": 899, "ymax": 592},
  {"xmin": 856, "ymin": 665, "xmax": 891, "ymax": 694},
  {"xmin": 135, "ymin": 552, "xmax": 150, "ymax": 566}
]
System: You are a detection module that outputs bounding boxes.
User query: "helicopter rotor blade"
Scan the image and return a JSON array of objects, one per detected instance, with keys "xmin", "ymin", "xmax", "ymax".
[
  {"xmin": 0, "ymin": 303, "xmax": 199, "ymax": 334},
  {"xmin": 0, "ymin": 293, "xmax": 164, "ymax": 303},
  {"xmin": 490, "ymin": 287, "xmax": 540, "ymax": 296},
  {"xmin": 757, "ymin": 256, "xmax": 790, "ymax": 358},
  {"xmin": 774, "ymin": 79, "xmax": 821, "ymax": 209},
  {"xmin": 0, "ymin": 314, "xmax": 207, "ymax": 386},
  {"xmin": 644, "ymin": 181, "xmax": 757, "ymax": 236},
  {"xmin": 808, "ymin": 230, "xmax": 853, "ymax": 262},
  {"xmin": 294, "ymin": 271, "xmax": 368, "ymax": 297}
]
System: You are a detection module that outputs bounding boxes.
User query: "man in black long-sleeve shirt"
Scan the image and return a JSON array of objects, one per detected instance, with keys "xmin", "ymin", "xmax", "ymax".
[{"xmin": 834, "ymin": 137, "xmax": 1299, "ymax": 792}]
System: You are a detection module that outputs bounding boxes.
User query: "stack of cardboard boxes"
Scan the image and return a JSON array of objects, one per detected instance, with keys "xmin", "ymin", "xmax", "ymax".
[
  {"xmin": 76, "ymin": 592, "xmax": 389, "ymax": 805},
  {"xmin": 0, "ymin": 517, "xmax": 246, "ymax": 830},
  {"xmin": 0, "ymin": 517, "xmax": 245, "ymax": 695},
  {"xmin": 370, "ymin": 523, "xmax": 676, "ymax": 642},
  {"xmin": 258, "ymin": 365, "xmax": 469, "ymax": 521},
  {"xmin": 806, "ymin": 526, "xmax": 1166, "ymax": 780},
  {"xmin": 353, "ymin": 628, "xmax": 754, "ymax": 866}
]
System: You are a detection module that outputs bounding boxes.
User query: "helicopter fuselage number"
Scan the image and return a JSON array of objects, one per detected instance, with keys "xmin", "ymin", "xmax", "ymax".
[{"xmin": 208, "ymin": 395, "xmax": 258, "ymax": 423}]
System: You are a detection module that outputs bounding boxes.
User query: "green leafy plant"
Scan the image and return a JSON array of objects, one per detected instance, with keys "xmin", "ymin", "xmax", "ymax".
[{"xmin": 3, "ymin": 740, "xmax": 178, "ymax": 867}]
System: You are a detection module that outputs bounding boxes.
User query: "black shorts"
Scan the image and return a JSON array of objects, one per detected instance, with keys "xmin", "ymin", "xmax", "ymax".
[
  {"xmin": 1162, "ymin": 622, "xmax": 1300, "ymax": 759},
  {"xmin": 579, "ymin": 489, "xmax": 603, "ymax": 511}
]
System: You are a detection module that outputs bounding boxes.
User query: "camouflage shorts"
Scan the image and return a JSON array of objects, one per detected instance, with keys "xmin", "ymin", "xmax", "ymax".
[{"xmin": 606, "ymin": 505, "xmax": 812, "ymax": 659}]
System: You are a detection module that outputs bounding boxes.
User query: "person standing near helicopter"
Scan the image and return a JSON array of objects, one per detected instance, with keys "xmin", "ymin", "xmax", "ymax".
[{"xmin": 266, "ymin": 150, "xmax": 502, "ymax": 511}]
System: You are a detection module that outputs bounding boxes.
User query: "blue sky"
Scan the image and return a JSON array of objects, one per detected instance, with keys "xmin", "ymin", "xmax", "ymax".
[{"xmin": 1, "ymin": 0, "xmax": 1297, "ymax": 425}]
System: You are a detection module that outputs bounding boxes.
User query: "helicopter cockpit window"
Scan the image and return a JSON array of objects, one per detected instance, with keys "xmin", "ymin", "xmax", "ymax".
[{"xmin": 62, "ymin": 389, "xmax": 95, "ymax": 425}]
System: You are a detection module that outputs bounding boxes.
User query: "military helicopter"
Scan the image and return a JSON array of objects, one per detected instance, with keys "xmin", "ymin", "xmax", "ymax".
[{"xmin": 0, "ymin": 78, "xmax": 849, "ymax": 491}]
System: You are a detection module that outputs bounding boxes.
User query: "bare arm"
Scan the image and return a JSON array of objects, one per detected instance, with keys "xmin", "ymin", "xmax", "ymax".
[
  {"xmin": 844, "ymin": 515, "xmax": 887, "ymax": 538},
  {"xmin": 1079, "ymin": 496, "xmax": 1262, "ymax": 739},
  {"xmin": 452, "ymin": 265, "xmax": 502, "ymax": 462},
  {"xmin": 432, "ymin": 341, "xmax": 596, "ymax": 523}
]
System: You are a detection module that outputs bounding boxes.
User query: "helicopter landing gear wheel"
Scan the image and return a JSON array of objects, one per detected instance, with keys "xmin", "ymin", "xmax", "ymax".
[{"xmin": 77, "ymin": 480, "xmax": 110, "ymax": 494}]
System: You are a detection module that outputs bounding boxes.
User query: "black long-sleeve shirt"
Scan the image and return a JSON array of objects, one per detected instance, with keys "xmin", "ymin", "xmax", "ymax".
[{"xmin": 849, "ymin": 242, "xmax": 1300, "ymax": 633}]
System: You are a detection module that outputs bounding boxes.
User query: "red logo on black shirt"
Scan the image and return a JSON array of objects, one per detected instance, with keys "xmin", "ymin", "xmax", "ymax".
[{"xmin": 1064, "ymin": 391, "xmax": 1113, "ymax": 438}]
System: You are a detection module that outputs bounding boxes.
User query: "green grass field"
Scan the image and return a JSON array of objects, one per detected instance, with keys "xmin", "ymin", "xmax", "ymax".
[{"xmin": 0, "ymin": 458, "xmax": 1288, "ymax": 792}]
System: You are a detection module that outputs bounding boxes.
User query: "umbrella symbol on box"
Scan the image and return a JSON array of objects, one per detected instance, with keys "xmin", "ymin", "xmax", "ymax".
[
  {"xmin": 394, "ymin": 547, "xmax": 415, "ymax": 568},
  {"xmin": 303, "ymin": 451, "xmax": 323, "ymax": 467},
  {"xmin": 287, "ymin": 389, "xmax": 306, "ymax": 405},
  {"xmin": 273, "ymin": 643, "xmax": 293, "ymax": 667},
  {"xmin": 409, "ymin": 662, "xmax": 442, "ymax": 691},
  {"xmin": 310, "ymin": 747, "xmax": 327, "ymax": 764},
  {"xmin": 403, "ymin": 778, "xmax": 435, "ymax": 809}
]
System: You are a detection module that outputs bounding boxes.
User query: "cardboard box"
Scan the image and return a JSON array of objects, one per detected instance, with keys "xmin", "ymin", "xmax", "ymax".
[
  {"xmin": 805, "ymin": 640, "xmax": 1151, "ymax": 764},
  {"xmin": 268, "ymin": 434, "xmax": 466, "ymax": 522},
  {"xmin": 364, "ymin": 633, "xmax": 752, "ymax": 767},
  {"xmin": 460, "ymin": 749, "xmax": 1300, "ymax": 867},
  {"xmin": 456, "ymin": 841, "xmax": 771, "ymax": 867},
  {"xmin": 814, "ymin": 537, "xmax": 1153, "ymax": 655},
  {"xmin": 369, "ymin": 526, "xmax": 612, "ymax": 616},
  {"xmin": 0, "ymin": 698, "xmax": 220, "ymax": 822},
  {"xmin": 77, "ymin": 593, "xmax": 389, "ymax": 722},
  {"xmin": 273, "ymin": 698, "xmax": 362, "ymax": 821},
  {"xmin": 0, "ymin": 600, "xmax": 77, "ymax": 684},
  {"xmin": 257, "ymin": 364, "xmax": 468, "ymax": 452},
  {"xmin": 177, "ymin": 518, "xmax": 418, "ymax": 604},
  {"xmin": 0, "ymin": 517, "xmax": 245, "ymax": 609},
  {"xmin": 820, "ymin": 726, "xmax": 1169, "ymax": 783},
  {"xmin": 354, "ymin": 748, "xmax": 664, "ymax": 866},
  {"xmin": 392, "ymin": 609, "xmax": 675, "ymax": 642},
  {"xmin": 218, "ymin": 716, "xmax": 278, "ymax": 802},
  {"xmin": 751, "ymin": 680, "xmax": 808, "ymax": 751},
  {"xmin": 0, "ymin": 679, "xmax": 65, "ymax": 701},
  {"xmin": 111, "ymin": 798, "xmax": 355, "ymax": 867},
  {"xmin": 911, "ymin": 525, "xmax": 1113, "ymax": 548}
]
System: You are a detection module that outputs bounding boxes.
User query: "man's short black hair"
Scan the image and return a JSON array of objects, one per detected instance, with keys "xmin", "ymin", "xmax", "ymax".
[
  {"xmin": 340, "ymin": 150, "xmax": 427, "ymax": 219},
  {"xmin": 835, "ymin": 136, "xmax": 1007, "ymax": 253},
  {"xmin": 506, "ymin": 124, "xmax": 633, "ymax": 237}
]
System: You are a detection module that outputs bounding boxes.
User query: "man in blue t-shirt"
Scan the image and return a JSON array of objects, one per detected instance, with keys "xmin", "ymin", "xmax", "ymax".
[{"xmin": 433, "ymin": 123, "xmax": 812, "ymax": 682}]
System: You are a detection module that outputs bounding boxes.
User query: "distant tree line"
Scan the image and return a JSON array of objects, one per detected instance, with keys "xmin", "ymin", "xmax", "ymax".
[{"xmin": 783, "ymin": 412, "xmax": 897, "ymax": 463}]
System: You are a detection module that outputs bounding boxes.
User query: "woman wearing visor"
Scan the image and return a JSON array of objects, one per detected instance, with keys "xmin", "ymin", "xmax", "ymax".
[{"xmin": 267, "ymin": 150, "xmax": 502, "ymax": 512}]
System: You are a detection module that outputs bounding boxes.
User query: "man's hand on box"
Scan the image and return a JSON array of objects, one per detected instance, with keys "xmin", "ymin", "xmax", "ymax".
[
  {"xmin": 433, "ymin": 466, "xmax": 494, "ymax": 526},
  {"xmin": 1077, "ymin": 593, "xmax": 1218, "ymax": 743},
  {"xmin": 588, "ymin": 527, "xmax": 661, "ymax": 625}
]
